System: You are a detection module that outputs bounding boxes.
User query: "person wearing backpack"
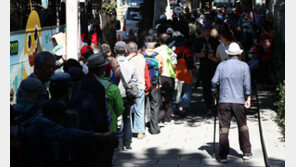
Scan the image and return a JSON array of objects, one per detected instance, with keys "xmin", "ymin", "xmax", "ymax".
[
  {"xmin": 115, "ymin": 41, "xmax": 138, "ymax": 151},
  {"xmin": 138, "ymin": 35, "xmax": 164, "ymax": 135},
  {"xmin": 126, "ymin": 42, "xmax": 151, "ymax": 139},
  {"xmin": 154, "ymin": 33, "xmax": 177, "ymax": 124}
]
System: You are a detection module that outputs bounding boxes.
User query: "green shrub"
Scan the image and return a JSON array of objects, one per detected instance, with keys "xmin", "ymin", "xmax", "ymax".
[
  {"xmin": 274, "ymin": 81, "xmax": 285, "ymax": 135},
  {"xmin": 271, "ymin": 23, "xmax": 285, "ymax": 136}
]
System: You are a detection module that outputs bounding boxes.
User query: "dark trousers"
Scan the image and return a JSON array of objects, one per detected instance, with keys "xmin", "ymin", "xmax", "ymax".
[
  {"xmin": 159, "ymin": 76, "xmax": 175, "ymax": 123},
  {"xmin": 123, "ymin": 98, "xmax": 132, "ymax": 147},
  {"xmin": 218, "ymin": 103, "xmax": 252, "ymax": 158},
  {"xmin": 149, "ymin": 88, "xmax": 161, "ymax": 134},
  {"xmin": 201, "ymin": 78, "xmax": 214, "ymax": 110}
]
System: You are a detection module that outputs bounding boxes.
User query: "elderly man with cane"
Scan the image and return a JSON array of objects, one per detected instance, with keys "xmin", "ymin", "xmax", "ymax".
[{"xmin": 211, "ymin": 42, "xmax": 253, "ymax": 163}]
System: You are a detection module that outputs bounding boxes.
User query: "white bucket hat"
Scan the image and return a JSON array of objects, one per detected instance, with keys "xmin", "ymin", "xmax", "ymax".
[{"xmin": 225, "ymin": 42, "xmax": 243, "ymax": 55}]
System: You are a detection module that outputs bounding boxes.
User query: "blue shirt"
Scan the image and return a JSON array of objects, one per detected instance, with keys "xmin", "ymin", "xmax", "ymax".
[{"xmin": 211, "ymin": 57, "xmax": 251, "ymax": 104}]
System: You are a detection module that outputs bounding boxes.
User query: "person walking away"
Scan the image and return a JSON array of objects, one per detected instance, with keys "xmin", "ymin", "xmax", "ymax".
[
  {"xmin": 193, "ymin": 22, "xmax": 220, "ymax": 116},
  {"xmin": 126, "ymin": 42, "xmax": 151, "ymax": 139},
  {"xmin": 154, "ymin": 33, "xmax": 177, "ymax": 124},
  {"xmin": 138, "ymin": 35, "xmax": 163, "ymax": 135},
  {"xmin": 115, "ymin": 41, "xmax": 138, "ymax": 150},
  {"xmin": 211, "ymin": 42, "xmax": 252, "ymax": 163},
  {"xmin": 173, "ymin": 35, "xmax": 194, "ymax": 116},
  {"xmin": 16, "ymin": 51, "xmax": 56, "ymax": 107}
]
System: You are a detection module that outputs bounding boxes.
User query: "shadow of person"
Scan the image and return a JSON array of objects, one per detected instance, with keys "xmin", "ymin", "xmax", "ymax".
[{"xmin": 198, "ymin": 142, "xmax": 242, "ymax": 160}]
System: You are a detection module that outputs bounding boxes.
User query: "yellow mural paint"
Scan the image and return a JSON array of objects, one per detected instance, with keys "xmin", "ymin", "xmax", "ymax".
[{"xmin": 24, "ymin": 10, "xmax": 42, "ymax": 67}]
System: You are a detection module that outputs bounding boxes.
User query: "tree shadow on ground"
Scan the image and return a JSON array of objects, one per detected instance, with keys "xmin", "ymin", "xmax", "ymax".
[{"xmin": 113, "ymin": 146, "xmax": 285, "ymax": 167}]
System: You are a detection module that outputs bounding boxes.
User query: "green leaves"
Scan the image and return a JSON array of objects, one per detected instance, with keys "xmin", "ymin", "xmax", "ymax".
[{"xmin": 102, "ymin": 0, "xmax": 117, "ymax": 15}]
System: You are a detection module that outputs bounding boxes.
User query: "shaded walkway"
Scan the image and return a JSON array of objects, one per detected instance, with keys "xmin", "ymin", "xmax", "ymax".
[{"xmin": 113, "ymin": 67, "xmax": 285, "ymax": 167}]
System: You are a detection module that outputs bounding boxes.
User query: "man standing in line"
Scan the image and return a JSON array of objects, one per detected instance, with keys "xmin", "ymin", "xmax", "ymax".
[
  {"xmin": 115, "ymin": 41, "xmax": 138, "ymax": 150},
  {"xmin": 17, "ymin": 51, "xmax": 56, "ymax": 106},
  {"xmin": 211, "ymin": 42, "xmax": 253, "ymax": 163},
  {"xmin": 126, "ymin": 42, "xmax": 151, "ymax": 139},
  {"xmin": 154, "ymin": 33, "xmax": 177, "ymax": 124},
  {"xmin": 139, "ymin": 35, "xmax": 163, "ymax": 135}
]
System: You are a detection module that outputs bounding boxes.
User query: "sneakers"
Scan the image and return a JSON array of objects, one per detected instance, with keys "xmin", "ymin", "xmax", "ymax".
[
  {"xmin": 137, "ymin": 133, "xmax": 145, "ymax": 139},
  {"xmin": 122, "ymin": 146, "xmax": 132, "ymax": 151},
  {"xmin": 219, "ymin": 157, "xmax": 228, "ymax": 163},
  {"xmin": 243, "ymin": 153, "xmax": 253, "ymax": 160}
]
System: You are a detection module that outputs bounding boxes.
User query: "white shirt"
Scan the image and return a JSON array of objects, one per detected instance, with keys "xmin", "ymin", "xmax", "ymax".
[{"xmin": 216, "ymin": 42, "xmax": 229, "ymax": 62}]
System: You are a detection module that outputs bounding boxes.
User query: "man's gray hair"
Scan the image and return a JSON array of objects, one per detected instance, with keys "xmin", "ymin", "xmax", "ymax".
[
  {"xmin": 92, "ymin": 45, "xmax": 103, "ymax": 54},
  {"xmin": 127, "ymin": 42, "xmax": 138, "ymax": 53},
  {"xmin": 145, "ymin": 42, "xmax": 155, "ymax": 49},
  {"xmin": 34, "ymin": 51, "xmax": 55, "ymax": 69}
]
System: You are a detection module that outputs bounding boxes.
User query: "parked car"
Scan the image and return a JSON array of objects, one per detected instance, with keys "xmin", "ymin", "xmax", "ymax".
[{"xmin": 122, "ymin": 6, "xmax": 142, "ymax": 41}]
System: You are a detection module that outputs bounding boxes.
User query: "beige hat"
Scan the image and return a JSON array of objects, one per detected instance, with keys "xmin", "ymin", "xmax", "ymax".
[{"xmin": 225, "ymin": 42, "xmax": 243, "ymax": 55}]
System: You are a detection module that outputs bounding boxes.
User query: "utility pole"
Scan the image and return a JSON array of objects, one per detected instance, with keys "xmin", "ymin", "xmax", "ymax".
[{"xmin": 66, "ymin": 0, "xmax": 79, "ymax": 60}]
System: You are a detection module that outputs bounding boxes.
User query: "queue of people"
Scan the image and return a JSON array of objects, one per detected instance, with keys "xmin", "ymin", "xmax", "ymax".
[{"xmin": 10, "ymin": 3, "xmax": 274, "ymax": 166}]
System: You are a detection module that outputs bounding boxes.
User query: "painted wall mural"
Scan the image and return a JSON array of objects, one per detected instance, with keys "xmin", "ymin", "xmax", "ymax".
[{"xmin": 10, "ymin": 9, "xmax": 65, "ymax": 103}]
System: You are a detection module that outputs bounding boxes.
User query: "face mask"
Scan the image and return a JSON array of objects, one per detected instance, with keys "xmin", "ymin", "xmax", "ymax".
[{"xmin": 243, "ymin": 29, "xmax": 248, "ymax": 32}]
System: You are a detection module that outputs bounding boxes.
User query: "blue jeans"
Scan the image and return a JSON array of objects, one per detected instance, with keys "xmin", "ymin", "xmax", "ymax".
[
  {"xmin": 132, "ymin": 89, "xmax": 145, "ymax": 134},
  {"xmin": 178, "ymin": 83, "xmax": 192, "ymax": 108}
]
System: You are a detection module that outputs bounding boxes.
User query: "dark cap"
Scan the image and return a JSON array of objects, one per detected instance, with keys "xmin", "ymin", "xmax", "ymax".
[
  {"xmin": 19, "ymin": 77, "xmax": 44, "ymax": 93},
  {"xmin": 114, "ymin": 41, "xmax": 127, "ymax": 51},
  {"xmin": 67, "ymin": 67, "xmax": 85, "ymax": 82},
  {"xmin": 201, "ymin": 22, "xmax": 212, "ymax": 30},
  {"xmin": 87, "ymin": 53, "xmax": 109, "ymax": 68},
  {"xmin": 50, "ymin": 72, "xmax": 74, "ymax": 88}
]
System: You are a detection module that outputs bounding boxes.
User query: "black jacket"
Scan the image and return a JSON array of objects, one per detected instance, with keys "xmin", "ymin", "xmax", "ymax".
[{"xmin": 80, "ymin": 73, "xmax": 108, "ymax": 133}]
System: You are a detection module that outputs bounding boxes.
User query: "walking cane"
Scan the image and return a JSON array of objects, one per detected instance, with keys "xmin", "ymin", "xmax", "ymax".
[{"xmin": 212, "ymin": 97, "xmax": 218, "ymax": 159}]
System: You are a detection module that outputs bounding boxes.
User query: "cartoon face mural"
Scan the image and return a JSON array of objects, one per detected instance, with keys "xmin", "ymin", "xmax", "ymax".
[{"xmin": 24, "ymin": 10, "xmax": 42, "ymax": 67}]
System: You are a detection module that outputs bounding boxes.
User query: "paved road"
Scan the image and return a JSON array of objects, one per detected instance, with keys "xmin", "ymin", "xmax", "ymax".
[{"xmin": 112, "ymin": 70, "xmax": 285, "ymax": 167}]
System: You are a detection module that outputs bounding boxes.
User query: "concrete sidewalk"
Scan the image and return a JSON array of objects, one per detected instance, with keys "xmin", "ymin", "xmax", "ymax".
[{"xmin": 112, "ymin": 85, "xmax": 285, "ymax": 167}]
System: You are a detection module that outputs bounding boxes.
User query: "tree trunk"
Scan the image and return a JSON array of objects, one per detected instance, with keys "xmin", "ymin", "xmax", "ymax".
[
  {"xmin": 188, "ymin": 0, "xmax": 193, "ymax": 11},
  {"xmin": 153, "ymin": 0, "xmax": 167, "ymax": 27},
  {"xmin": 138, "ymin": 0, "xmax": 155, "ymax": 46},
  {"xmin": 99, "ymin": 0, "xmax": 117, "ymax": 50}
]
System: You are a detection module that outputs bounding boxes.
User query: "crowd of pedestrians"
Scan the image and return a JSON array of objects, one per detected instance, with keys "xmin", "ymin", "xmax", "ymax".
[{"xmin": 10, "ymin": 3, "xmax": 275, "ymax": 166}]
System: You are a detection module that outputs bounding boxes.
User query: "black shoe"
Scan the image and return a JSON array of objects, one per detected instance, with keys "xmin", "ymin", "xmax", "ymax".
[
  {"xmin": 243, "ymin": 153, "xmax": 253, "ymax": 160},
  {"xmin": 122, "ymin": 146, "xmax": 132, "ymax": 151},
  {"xmin": 219, "ymin": 156, "xmax": 228, "ymax": 163},
  {"xmin": 149, "ymin": 130, "xmax": 160, "ymax": 135}
]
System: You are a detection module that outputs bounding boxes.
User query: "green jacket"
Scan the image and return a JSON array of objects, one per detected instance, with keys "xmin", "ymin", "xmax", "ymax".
[{"xmin": 99, "ymin": 77, "xmax": 124, "ymax": 132}]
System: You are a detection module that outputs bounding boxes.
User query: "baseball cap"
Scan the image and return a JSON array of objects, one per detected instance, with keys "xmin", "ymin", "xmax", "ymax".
[
  {"xmin": 50, "ymin": 72, "xmax": 75, "ymax": 88},
  {"xmin": 19, "ymin": 77, "xmax": 44, "ymax": 93},
  {"xmin": 67, "ymin": 67, "xmax": 85, "ymax": 82},
  {"xmin": 114, "ymin": 41, "xmax": 127, "ymax": 51},
  {"xmin": 80, "ymin": 45, "xmax": 94, "ymax": 59},
  {"xmin": 201, "ymin": 22, "xmax": 212, "ymax": 30}
]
